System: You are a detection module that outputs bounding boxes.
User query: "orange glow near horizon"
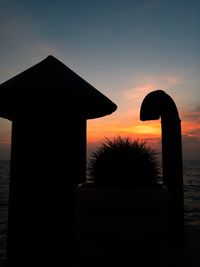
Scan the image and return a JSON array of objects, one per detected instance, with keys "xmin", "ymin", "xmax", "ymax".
[
  {"xmin": 87, "ymin": 110, "xmax": 200, "ymax": 152},
  {"xmin": 87, "ymin": 115, "xmax": 162, "ymax": 145},
  {"xmin": 181, "ymin": 111, "xmax": 200, "ymax": 138},
  {"xmin": 0, "ymin": 119, "xmax": 12, "ymax": 145},
  {"xmin": 0, "ymin": 110, "xmax": 199, "ymax": 155}
]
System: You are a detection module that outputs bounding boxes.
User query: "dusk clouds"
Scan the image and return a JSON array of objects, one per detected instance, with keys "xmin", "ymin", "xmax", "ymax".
[{"xmin": 0, "ymin": 0, "xmax": 199, "ymax": 159}]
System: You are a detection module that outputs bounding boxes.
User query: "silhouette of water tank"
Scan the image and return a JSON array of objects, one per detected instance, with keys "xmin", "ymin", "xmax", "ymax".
[
  {"xmin": 0, "ymin": 55, "xmax": 117, "ymax": 265},
  {"xmin": 140, "ymin": 90, "xmax": 184, "ymax": 238}
]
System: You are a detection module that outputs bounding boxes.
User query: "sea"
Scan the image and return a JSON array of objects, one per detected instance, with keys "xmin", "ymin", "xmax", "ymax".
[{"xmin": 0, "ymin": 159, "xmax": 200, "ymax": 260}]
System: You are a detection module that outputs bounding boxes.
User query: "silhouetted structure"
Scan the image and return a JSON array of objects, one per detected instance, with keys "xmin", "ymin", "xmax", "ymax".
[
  {"xmin": 0, "ymin": 55, "xmax": 117, "ymax": 265},
  {"xmin": 140, "ymin": 90, "xmax": 184, "ymax": 238}
]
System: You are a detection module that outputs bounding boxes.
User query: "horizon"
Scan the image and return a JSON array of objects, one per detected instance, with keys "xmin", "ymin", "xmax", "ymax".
[{"xmin": 0, "ymin": 135, "xmax": 199, "ymax": 161}]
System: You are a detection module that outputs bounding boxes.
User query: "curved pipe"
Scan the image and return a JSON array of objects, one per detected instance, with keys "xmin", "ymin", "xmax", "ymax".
[{"xmin": 140, "ymin": 90, "xmax": 184, "ymax": 237}]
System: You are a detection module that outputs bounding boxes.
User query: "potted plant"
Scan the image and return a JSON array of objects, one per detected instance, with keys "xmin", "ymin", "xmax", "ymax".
[
  {"xmin": 75, "ymin": 137, "xmax": 169, "ymax": 263},
  {"xmin": 87, "ymin": 136, "xmax": 160, "ymax": 190}
]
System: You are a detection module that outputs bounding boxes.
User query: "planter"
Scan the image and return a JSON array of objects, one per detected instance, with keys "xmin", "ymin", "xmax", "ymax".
[{"xmin": 75, "ymin": 183, "xmax": 170, "ymax": 264}]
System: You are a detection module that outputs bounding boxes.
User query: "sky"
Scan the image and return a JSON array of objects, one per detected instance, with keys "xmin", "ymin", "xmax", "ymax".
[{"xmin": 0, "ymin": 0, "xmax": 200, "ymax": 160}]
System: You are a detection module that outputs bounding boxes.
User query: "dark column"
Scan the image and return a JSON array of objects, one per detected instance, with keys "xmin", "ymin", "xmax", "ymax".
[
  {"xmin": 7, "ymin": 113, "xmax": 86, "ymax": 265},
  {"xmin": 161, "ymin": 115, "xmax": 184, "ymax": 237},
  {"xmin": 0, "ymin": 55, "xmax": 117, "ymax": 266},
  {"xmin": 140, "ymin": 90, "xmax": 184, "ymax": 238}
]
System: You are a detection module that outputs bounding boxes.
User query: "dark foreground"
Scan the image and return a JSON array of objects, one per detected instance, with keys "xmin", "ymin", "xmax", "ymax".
[{"xmin": 0, "ymin": 226, "xmax": 199, "ymax": 267}]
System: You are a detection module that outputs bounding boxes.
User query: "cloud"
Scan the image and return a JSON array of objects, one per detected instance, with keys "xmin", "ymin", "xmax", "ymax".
[
  {"xmin": 123, "ymin": 73, "xmax": 184, "ymax": 107},
  {"xmin": 182, "ymin": 110, "xmax": 200, "ymax": 123},
  {"xmin": 181, "ymin": 107, "xmax": 200, "ymax": 139},
  {"xmin": 124, "ymin": 83, "xmax": 156, "ymax": 101}
]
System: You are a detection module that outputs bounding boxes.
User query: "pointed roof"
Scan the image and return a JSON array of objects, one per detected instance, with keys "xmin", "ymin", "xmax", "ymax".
[{"xmin": 0, "ymin": 55, "xmax": 117, "ymax": 120}]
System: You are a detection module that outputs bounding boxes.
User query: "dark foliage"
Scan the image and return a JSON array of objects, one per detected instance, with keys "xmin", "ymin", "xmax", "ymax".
[{"xmin": 88, "ymin": 136, "xmax": 160, "ymax": 190}]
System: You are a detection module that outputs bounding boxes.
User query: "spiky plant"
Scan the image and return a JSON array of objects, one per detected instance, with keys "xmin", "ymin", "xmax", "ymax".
[{"xmin": 88, "ymin": 136, "xmax": 160, "ymax": 190}]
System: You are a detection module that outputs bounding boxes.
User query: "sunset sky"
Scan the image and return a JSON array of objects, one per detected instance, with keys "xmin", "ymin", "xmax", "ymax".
[{"xmin": 0, "ymin": 0, "xmax": 199, "ymax": 159}]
